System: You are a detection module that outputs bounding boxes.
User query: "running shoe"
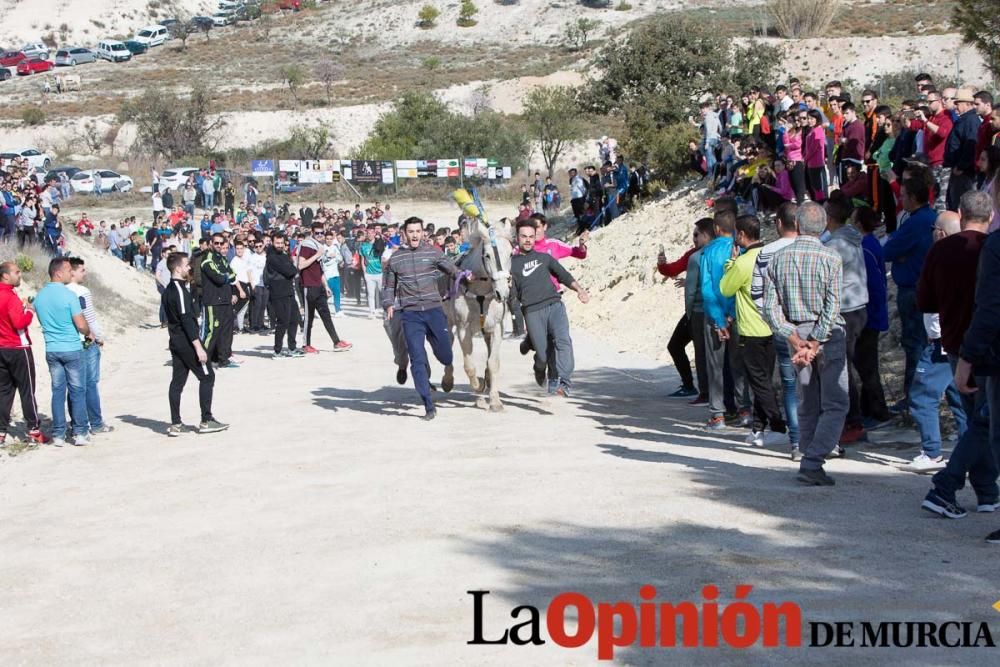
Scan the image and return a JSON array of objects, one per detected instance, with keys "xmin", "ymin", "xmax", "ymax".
[
  {"xmin": 669, "ymin": 386, "xmax": 698, "ymax": 398},
  {"xmin": 790, "ymin": 446, "xmax": 802, "ymax": 462},
  {"xmin": 863, "ymin": 416, "xmax": 895, "ymax": 431},
  {"xmin": 333, "ymin": 341, "xmax": 353, "ymax": 352},
  {"xmin": 922, "ymin": 490, "xmax": 968, "ymax": 519},
  {"xmin": 50, "ymin": 437, "xmax": 66, "ymax": 448},
  {"xmin": 272, "ymin": 352, "xmax": 285, "ymax": 360},
  {"xmin": 797, "ymin": 468, "xmax": 835, "ymax": 486},
  {"xmin": 839, "ymin": 424, "xmax": 866, "ymax": 444},
  {"xmin": 288, "ymin": 349, "xmax": 305, "ymax": 358},
  {"xmin": 166, "ymin": 424, "xmax": 185, "ymax": 437},
  {"xmin": 826, "ymin": 445, "xmax": 846, "ymax": 459},
  {"xmin": 976, "ymin": 499, "xmax": 1000, "ymax": 513},
  {"xmin": 27, "ymin": 429, "xmax": 50, "ymax": 444},
  {"xmin": 986, "ymin": 529, "xmax": 1000, "ymax": 545},
  {"xmin": 555, "ymin": 384, "xmax": 571, "ymax": 398},
  {"xmin": 533, "ymin": 362, "xmax": 546, "ymax": 387},
  {"xmin": 731, "ymin": 410, "xmax": 752, "ymax": 428},
  {"xmin": 442, "ymin": 365, "xmax": 454, "ymax": 393},
  {"xmin": 198, "ymin": 419, "xmax": 230, "ymax": 434},
  {"xmin": 421, "ymin": 409, "xmax": 437, "ymax": 421},
  {"xmin": 71, "ymin": 434, "xmax": 90, "ymax": 446},
  {"xmin": 705, "ymin": 416, "xmax": 726, "ymax": 431},
  {"xmin": 303, "ymin": 345, "xmax": 319, "ymax": 354},
  {"xmin": 217, "ymin": 360, "xmax": 241, "ymax": 369},
  {"xmin": 519, "ymin": 338, "xmax": 531, "ymax": 356},
  {"xmin": 688, "ymin": 394, "xmax": 709, "ymax": 406},
  {"xmin": 396, "ymin": 366, "xmax": 407, "ymax": 385},
  {"xmin": 745, "ymin": 430, "xmax": 764, "ymax": 447},
  {"xmin": 90, "ymin": 424, "xmax": 115, "ymax": 435},
  {"xmin": 907, "ymin": 453, "xmax": 946, "ymax": 473}
]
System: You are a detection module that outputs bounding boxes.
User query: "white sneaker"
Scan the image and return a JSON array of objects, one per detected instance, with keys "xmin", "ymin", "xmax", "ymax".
[
  {"xmin": 907, "ymin": 453, "xmax": 945, "ymax": 472},
  {"xmin": 977, "ymin": 500, "xmax": 1000, "ymax": 513},
  {"xmin": 71, "ymin": 434, "xmax": 91, "ymax": 447},
  {"xmin": 745, "ymin": 430, "xmax": 764, "ymax": 447}
]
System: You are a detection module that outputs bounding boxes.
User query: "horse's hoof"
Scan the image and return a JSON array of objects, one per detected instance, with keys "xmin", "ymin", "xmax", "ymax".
[
  {"xmin": 475, "ymin": 397, "xmax": 489, "ymax": 410},
  {"xmin": 489, "ymin": 403, "xmax": 505, "ymax": 413}
]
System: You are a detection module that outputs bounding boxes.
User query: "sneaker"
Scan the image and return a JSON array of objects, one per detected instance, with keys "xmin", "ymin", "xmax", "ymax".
[
  {"xmin": 50, "ymin": 437, "xmax": 66, "ymax": 447},
  {"xmin": 888, "ymin": 399, "xmax": 909, "ymax": 415},
  {"xmin": 863, "ymin": 416, "xmax": 895, "ymax": 431},
  {"xmin": 790, "ymin": 446, "xmax": 802, "ymax": 462},
  {"xmin": 745, "ymin": 430, "xmax": 764, "ymax": 447},
  {"xmin": 166, "ymin": 424, "xmax": 185, "ymax": 437},
  {"xmin": 533, "ymin": 362, "xmax": 546, "ymax": 387},
  {"xmin": 976, "ymin": 500, "xmax": 1000, "ymax": 513},
  {"xmin": 797, "ymin": 468, "xmax": 835, "ymax": 486},
  {"xmin": 546, "ymin": 379, "xmax": 559, "ymax": 395},
  {"xmin": 421, "ymin": 409, "xmax": 437, "ymax": 421},
  {"xmin": 71, "ymin": 434, "xmax": 90, "ymax": 446},
  {"xmin": 198, "ymin": 419, "xmax": 230, "ymax": 434},
  {"xmin": 555, "ymin": 384, "xmax": 571, "ymax": 398},
  {"xmin": 669, "ymin": 386, "xmax": 698, "ymax": 398},
  {"xmin": 986, "ymin": 529, "xmax": 1000, "ymax": 544},
  {"xmin": 272, "ymin": 352, "xmax": 285, "ymax": 360},
  {"xmin": 442, "ymin": 365, "xmax": 454, "ymax": 393},
  {"xmin": 922, "ymin": 490, "xmax": 968, "ymax": 519},
  {"xmin": 396, "ymin": 365, "xmax": 408, "ymax": 385},
  {"xmin": 705, "ymin": 416, "xmax": 726, "ymax": 431},
  {"xmin": 303, "ymin": 345, "xmax": 319, "ymax": 354},
  {"xmin": 688, "ymin": 394, "xmax": 709, "ymax": 407},
  {"xmin": 288, "ymin": 349, "xmax": 305, "ymax": 358},
  {"xmin": 839, "ymin": 424, "xmax": 866, "ymax": 444},
  {"xmin": 519, "ymin": 338, "xmax": 531, "ymax": 356},
  {"xmin": 333, "ymin": 341, "xmax": 353, "ymax": 352},
  {"xmin": 217, "ymin": 360, "xmax": 241, "ymax": 369},
  {"xmin": 907, "ymin": 453, "xmax": 946, "ymax": 473},
  {"xmin": 826, "ymin": 445, "xmax": 846, "ymax": 459},
  {"xmin": 737, "ymin": 410, "xmax": 752, "ymax": 428},
  {"xmin": 27, "ymin": 429, "xmax": 50, "ymax": 444}
]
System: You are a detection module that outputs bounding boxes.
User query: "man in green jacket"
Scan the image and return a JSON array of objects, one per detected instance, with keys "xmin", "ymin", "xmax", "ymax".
[{"xmin": 720, "ymin": 214, "xmax": 787, "ymax": 447}]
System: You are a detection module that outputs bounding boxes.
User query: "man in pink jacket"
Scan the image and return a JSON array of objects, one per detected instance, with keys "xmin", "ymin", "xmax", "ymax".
[{"xmin": 517, "ymin": 213, "xmax": 588, "ymax": 391}]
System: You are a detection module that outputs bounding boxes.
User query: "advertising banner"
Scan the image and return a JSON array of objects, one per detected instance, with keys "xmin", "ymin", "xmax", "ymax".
[{"xmin": 351, "ymin": 160, "xmax": 381, "ymax": 184}]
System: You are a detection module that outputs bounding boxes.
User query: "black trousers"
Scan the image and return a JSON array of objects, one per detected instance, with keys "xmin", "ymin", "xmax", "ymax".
[
  {"xmin": 508, "ymin": 290, "xmax": 524, "ymax": 336},
  {"xmin": 854, "ymin": 327, "xmax": 891, "ymax": 421},
  {"xmin": 270, "ymin": 295, "xmax": 298, "ymax": 353},
  {"xmin": 667, "ymin": 314, "xmax": 695, "ymax": 390},
  {"xmin": 789, "ymin": 161, "xmax": 807, "ymax": 204},
  {"xmin": 304, "ymin": 286, "xmax": 340, "ymax": 347},
  {"xmin": 806, "ymin": 166, "xmax": 826, "ymax": 201},
  {"xmin": 169, "ymin": 339, "xmax": 214, "ymax": 425},
  {"xmin": 251, "ymin": 285, "xmax": 269, "ymax": 330},
  {"xmin": 0, "ymin": 347, "xmax": 41, "ymax": 432},
  {"xmin": 740, "ymin": 334, "xmax": 787, "ymax": 434},
  {"xmin": 202, "ymin": 303, "xmax": 234, "ymax": 364},
  {"xmin": 17, "ymin": 228, "xmax": 35, "ymax": 248}
]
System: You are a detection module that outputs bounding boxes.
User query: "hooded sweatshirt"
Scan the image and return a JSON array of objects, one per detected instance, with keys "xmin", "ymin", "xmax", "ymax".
[{"xmin": 823, "ymin": 224, "xmax": 868, "ymax": 313}]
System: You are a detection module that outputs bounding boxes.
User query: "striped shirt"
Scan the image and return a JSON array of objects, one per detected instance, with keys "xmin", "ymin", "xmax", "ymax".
[
  {"xmin": 382, "ymin": 242, "xmax": 458, "ymax": 312},
  {"xmin": 763, "ymin": 236, "xmax": 844, "ymax": 342},
  {"xmin": 67, "ymin": 283, "xmax": 104, "ymax": 343}
]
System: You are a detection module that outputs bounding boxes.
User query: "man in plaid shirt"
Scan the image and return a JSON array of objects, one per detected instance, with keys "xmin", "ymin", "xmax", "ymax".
[{"xmin": 764, "ymin": 202, "xmax": 848, "ymax": 486}]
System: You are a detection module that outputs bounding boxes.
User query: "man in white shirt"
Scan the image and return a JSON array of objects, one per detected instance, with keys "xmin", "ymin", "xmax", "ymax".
[
  {"xmin": 67, "ymin": 258, "xmax": 113, "ymax": 436},
  {"xmin": 322, "ymin": 230, "xmax": 344, "ymax": 316},
  {"xmin": 230, "ymin": 238, "xmax": 254, "ymax": 332},
  {"xmin": 248, "ymin": 237, "xmax": 269, "ymax": 331}
]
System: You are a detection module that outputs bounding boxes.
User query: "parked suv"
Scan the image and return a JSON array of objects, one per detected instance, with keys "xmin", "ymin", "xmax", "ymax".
[
  {"xmin": 55, "ymin": 47, "xmax": 97, "ymax": 66},
  {"xmin": 134, "ymin": 25, "xmax": 169, "ymax": 47},
  {"xmin": 20, "ymin": 42, "xmax": 49, "ymax": 60}
]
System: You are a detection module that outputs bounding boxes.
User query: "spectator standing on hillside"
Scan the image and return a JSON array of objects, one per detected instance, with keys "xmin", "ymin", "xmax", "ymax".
[
  {"xmin": 66, "ymin": 258, "xmax": 113, "ymax": 436},
  {"xmin": 701, "ymin": 101, "xmax": 722, "ymax": 185},
  {"xmin": 944, "ymin": 88, "xmax": 982, "ymax": 211},
  {"xmin": 569, "ymin": 168, "xmax": 587, "ymax": 234},
  {"xmin": 764, "ymin": 203, "xmax": 847, "ymax": 486},
  {"xmin": 33, "ymin": 257, "xmax": 92, "ymax": 447},
  {"xmin": 915, "ymin": 90, "xmax": 953, "ymax": 211},
  {"xmin": 0, "ymin": 262, "xmax": 47, "ymax": 445},
  {"xmin": 851, "ymin": 207, "xmax": 892, "ymax": 428},
  {"xmin": 201, "ymin": 234, "xmax": 242, "ymax": 369},
  {"xmin": 659, "ymin": 228, "xmax": 701, "ymax": 398},
  {"xmin": 182, "ymin": 182, "xmax": 197, "ymax": 219}
]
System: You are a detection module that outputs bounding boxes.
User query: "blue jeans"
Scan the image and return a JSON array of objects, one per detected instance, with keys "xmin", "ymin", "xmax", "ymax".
[
  {"xmin": 83, "ymin": 344, "xmax": 104, "ymax": 428},
  {"xmin": 896, "ymin": 287, "xmax": 926, "ymax": 400},
  {"xmin": 773, "ymin": 336, "xmax": 800, "ymax": 446},
  {"xmin": 204, "ymin": 192, "xmax": 214, "ymax": 209},
  {"xmin": 704, "ymin": 138, "xmax": 719, "ymax": 181},
  {"xmin": 326, "ymin": 277, "xmax": 342, "ymax": 312},
  {"xmin": 401, "ymin": 308, "xmax": 453, "ymax": 412},
  {"xmin": 932, "ymin": 357, "xmax": 1000, "ymax": 503},
  {"xmin": 909, "ymin": 342, "xmax": 967, "ymax": 457},
  {"xmin": 46, "ymin": 350, "xmax": 88, "ymax": 438}
]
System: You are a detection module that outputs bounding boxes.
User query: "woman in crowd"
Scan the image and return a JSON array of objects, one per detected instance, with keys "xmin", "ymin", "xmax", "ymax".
[
  {"xmin": 803, "ymin": 109, "xmax": 828, "ymax": 202},
  {"xmin": 783, "ymin": 110, "xmax": 807, "ymax": 204}
]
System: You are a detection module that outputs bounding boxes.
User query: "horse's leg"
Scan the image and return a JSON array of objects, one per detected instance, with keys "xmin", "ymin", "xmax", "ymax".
[
  {"xmin": 458, "ymin": 302, "xmax": 480, "ymax": 393},
  {"xmin": 487, "ymin": 320, "xmax": 504, "ymax": 412}
]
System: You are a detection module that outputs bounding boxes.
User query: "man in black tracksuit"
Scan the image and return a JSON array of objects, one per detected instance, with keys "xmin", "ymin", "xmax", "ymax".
[
  {"xmin": 510, "ymin": 219, "xmax": 590, "ymax": 397},
  {"xmin": 200, "ymin": 233, "xmax": 241, "ymax": 368},
  {"xmin": 265, "ymin": 233, "xmax": 302, "ymax": 357},
  {"xmin": 161, "ymin": 253, "xmax": 227, "ymax": 436}
]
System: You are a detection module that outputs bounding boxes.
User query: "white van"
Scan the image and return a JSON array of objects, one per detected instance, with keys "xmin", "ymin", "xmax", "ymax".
[
  {"xmin": 134, "ymin": 25, "xmax": 169, "ymax": 47},
  {"xmin": 96, "ymin": 40, "xmax": 132, "ymax": 63}
]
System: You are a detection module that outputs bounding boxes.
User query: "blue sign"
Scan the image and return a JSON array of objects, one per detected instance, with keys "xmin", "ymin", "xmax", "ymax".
[{"xmin": 251, "ymin": 159, "xmax": 274, "ymax": 175}]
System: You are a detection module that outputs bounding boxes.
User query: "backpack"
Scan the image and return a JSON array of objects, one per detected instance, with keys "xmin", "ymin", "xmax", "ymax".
[
  {"xmin": 760, "ymin": 115, "xmax": 771, "ymax": 135},
  {"xmin": 350, "ymin": 251, "xmax": 362, "ymax": 271}
]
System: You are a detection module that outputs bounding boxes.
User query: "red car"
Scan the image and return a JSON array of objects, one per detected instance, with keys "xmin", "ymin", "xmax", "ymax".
[
  {"xmin": 0, "ymin": 50, "xmax": 26, "ymax": 67},
  {"xmin": 16, "ymin": 58, "xmax": 53, "ymax": 75}
]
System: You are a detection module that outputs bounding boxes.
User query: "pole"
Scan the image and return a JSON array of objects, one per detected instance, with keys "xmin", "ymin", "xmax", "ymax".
[{"xmin": 459, "ymin": 155, "xmax": 464, "ymax": 190}]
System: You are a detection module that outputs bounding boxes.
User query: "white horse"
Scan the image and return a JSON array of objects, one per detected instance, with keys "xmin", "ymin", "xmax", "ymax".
[{"xmin": 446, "ymin": 216, "xmax": 513, "ymax": 412}]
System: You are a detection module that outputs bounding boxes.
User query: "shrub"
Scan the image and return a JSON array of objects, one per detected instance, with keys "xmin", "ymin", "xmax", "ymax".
[
  {"xmin": 564, "ymin": 17, "xmax": 599, "ymax": 51},
  {"xmin": 117, "ymin": 85, "xmax": 225, "ymax": 159},
  {"xmin": 457, "ymin": 0, "xmax": 478, "ymax": 26},
  {"xmin": 15, "ymin": 254, "xmax": 34, "ymax": 274},
  {"xmin": 767, "ymin": 0, "xmax": 841, "ymax": 38},
  {"xmin": 623, "ymin": 120, "xmax": 697, "ymax": 190},
  {"xmin": 21, "ymin": 107, "xmax": 46, "ymax": 126},
  {"xmin": 417, "ymin": 4, "xmax": 439, "ymax": 28},
  {"xmin": 953, "ymin": 0, "xmax": 1000, "ymax": 83},
  {"xmin": 615, "ymin": 1, "xmax": 632, "ymax": 10}
]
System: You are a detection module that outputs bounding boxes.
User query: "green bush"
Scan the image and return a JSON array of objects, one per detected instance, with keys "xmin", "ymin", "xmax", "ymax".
[
  {"xmin": 767, "ymin": 0, "xmax": 841, "ymax": 38},
  {"xmin": 457, "ymin": 0, "xmax": 478, "ymax": 26},
  {"xmin": 417, "ymin": 4, "xmax": 439, "ymax": 28},
  {"xmin": 15, "ymin": 254, "xmax": 34, "ymax": 274},
  {"xmin": 21, "ymin": 107, "xmax": 46, "ymax": 126},
  {"xmin": 623, "ymin": 120, "xmax": 698, "ymax": 190}
]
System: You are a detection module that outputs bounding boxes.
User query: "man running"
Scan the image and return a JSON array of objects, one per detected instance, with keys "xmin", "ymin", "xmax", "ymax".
[
  {"xmin": 297, "ymin": 222, "xmax": 352, "ymax": 353},
  {"xmin": 0, "ymin": 261, "xmax": 46, "ymax": 445},
  {"xmin": 511, "ymin": 219, "xmax": 590, "ymax": 397},
  {"xmin": 383, "ymin": 217, "xmax": 459, "ymax": 420}
]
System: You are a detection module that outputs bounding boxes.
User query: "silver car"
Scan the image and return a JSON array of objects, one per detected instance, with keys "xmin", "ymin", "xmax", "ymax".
[{"xmin": 55, "ymin": 47, "xmax": 97, "ymax": 67}]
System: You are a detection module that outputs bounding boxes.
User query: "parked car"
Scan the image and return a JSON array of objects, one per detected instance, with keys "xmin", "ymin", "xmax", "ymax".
[
  {"xmin": 218, "ymin": 0, "xmax": 243, "ymax": 9},
  {"xmin": 160, "ymin": 167, "xmax": 201, "ymax": 193},
  {"xmin": 44, "ymin": 166, "xmax": 81, "ymax": 184},
  {"xmin": 55, "ymin": 47, "xmax": 97, "ymax": 67},
  {"xmin": 190, "ymin": 16, "xmax": 215, "ymax": 31},
  {"xmin": 160, "ymin": 18, "xmax": 180, "ymax": 32},
  {"xmin": 20, "ymin": 42, "xmax": 49, "ymax": 60},
  {"xmin": 0, "ymin": 68, "xmax": 11, "ymax": 82},
  {"xmin": 70, "ymin": 169, "xmax": 134, "ymax": 194},
  {"xmin": 0, "ymin": 50, "xmax": 26, "ymax": 67},
  {"xmin": 133, "ymin": 24, "xmax": 169, "ymax": 47},
  {"xmin": 235, "ymin": 4, "xmax": 262, "ymax": 21},
  {"xmin": 16, "ymin": 58, "xmax": 53, "ymax": 75},
  {"xmin": 277, "ymin": 0, "xmax": 301, "ymax": 10},
  {"xmin": 96, "ymin": 40, "xmax": 132, "ymax": 63},
  {"xmin": 123, "ymin": 40, "xmax": 149, "ymax": 56},
  {"xmin": 211, "ymin": 11, "xmax": 235, "ymax": 26},
  {"xmin": 0, "ymin": 148, "xmax": 53, "ymax": 170}
]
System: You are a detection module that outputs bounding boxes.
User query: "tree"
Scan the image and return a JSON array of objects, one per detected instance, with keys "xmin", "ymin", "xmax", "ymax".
[
  {"xmin": 521, "ymin": 86, "xmax": 586, "ymax": 177},
  {"xmin": 281, "ymin": 64, "xmax": 307, "ymax": 103},
  {"xmin": 421, "ymin": 56, "xmax": 441, "ymax": 85},
  {"xmin": 417, "ymin": 4, "xmax": 439, "ymax": 28},
  {"xmin": 167, "ymin": 7, "xmax": 193, "ymax": 50},
  {"xmin": 457, "ymin": 0, "xmax": 478, "ymax": 27},
  {"xmin": 314, "ymin": 61, "xmax": 342, "ymax": 104},
  {"xmin": 953, "ymin": 0, "xmax": 1000, "ymax": 84},
  {"xmin": 118, "ymin": 85, "xmax": 225, "ymax": 160},
  {"xmin": 564, "ymin": 17, "xmax": 600, "ymax": 51}
]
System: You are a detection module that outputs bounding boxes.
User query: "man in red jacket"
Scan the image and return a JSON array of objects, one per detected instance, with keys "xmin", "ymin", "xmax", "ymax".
[{"xmin": 0, "ymin": 261, "xmax": 46, "ymax": 444}]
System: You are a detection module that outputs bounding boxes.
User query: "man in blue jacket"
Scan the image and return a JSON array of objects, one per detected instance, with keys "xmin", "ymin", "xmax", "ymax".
[
  {"xmin": 882, "ymin": 178, "xmax": 935, "ymax": 409},
  {"xmin": 943, "ymin": 88, "xmax": 982, "ymax": 211},
  {"xmin": 700, "ymin": 206, "xmax": 751, "ymax": 430}
]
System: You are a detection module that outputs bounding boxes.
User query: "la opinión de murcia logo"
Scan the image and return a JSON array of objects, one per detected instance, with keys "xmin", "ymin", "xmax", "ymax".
[{"xmin": 468, "ymin": 588, "xmax": 998, "ymax": 659}]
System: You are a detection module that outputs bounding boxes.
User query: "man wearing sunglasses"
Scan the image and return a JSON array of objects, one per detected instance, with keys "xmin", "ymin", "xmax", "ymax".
[{"xmin": 200, "ymin": 234, "xmax": 243, "ymax": 369}]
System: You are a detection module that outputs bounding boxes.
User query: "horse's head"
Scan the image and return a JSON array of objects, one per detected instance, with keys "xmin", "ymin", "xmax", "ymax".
[{"xmin": 470, "ymin": 217, "xmax": 513, "ymax": 302}]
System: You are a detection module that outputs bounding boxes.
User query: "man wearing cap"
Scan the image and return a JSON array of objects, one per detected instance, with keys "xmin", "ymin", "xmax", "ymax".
[{"xmin": 944, "ymin": 88, "xmax": 983, "ymax": 211}]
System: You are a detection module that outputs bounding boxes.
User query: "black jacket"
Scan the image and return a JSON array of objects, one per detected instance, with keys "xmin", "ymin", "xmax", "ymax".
[
  {"xmin": 265, "ymin": 245, "xmax": 298, "ymax": 298},
  {"xmin": 162, "ymin": 279, "xmax": 200, "ymax": 346},
  {"xmin": 510, "ymin": 250, "xmax": 575, "ymax": 313},
  {"xmin": 200, "ymin": 249, "xmax": 236, "ymax": 307},
  {"xmin": 961, "ymin": 233, "xmax": 1000, "ymax": 376}
]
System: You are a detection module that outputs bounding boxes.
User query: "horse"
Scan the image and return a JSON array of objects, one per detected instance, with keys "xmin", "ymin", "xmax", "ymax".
[{"xmin": 445, "ymin": 214, "xmax": 513, "ymax": 412}]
